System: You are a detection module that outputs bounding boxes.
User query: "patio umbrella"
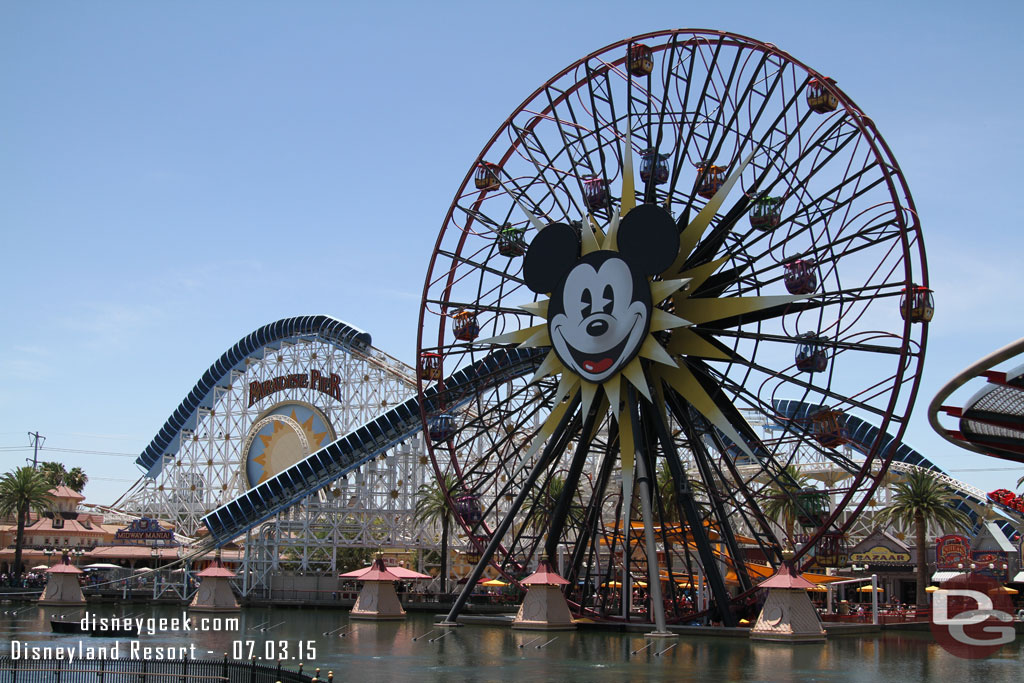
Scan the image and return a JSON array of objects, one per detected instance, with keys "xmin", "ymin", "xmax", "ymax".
[
  {"xmin": 988, "ymin": 585, "xmax": 1019, "ymax": 595},
  {"xmin": 856, "ymin": 585, "xmax": 884, "ymax": 592},
  {"xmin": 925, "ymin": 585, "xmax": 940, "ymax": 593},
  {"xmin": 479, "ymin": 579, "xmax": 508, "ymax": 587},
  {"xmin": 83, "ymin": 563, "xmax": 123, "ymax": 570},
  {"xmin": 30, "ymin": 565, "xmax": 49, "ymax": 571}
]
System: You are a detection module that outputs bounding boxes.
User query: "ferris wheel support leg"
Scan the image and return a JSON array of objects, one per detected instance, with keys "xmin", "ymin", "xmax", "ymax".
[
  {"xmin": 650, "ymin": 396, "xmax": 738, "ymax": 627},
  {"xmin": 437, "ymin": 397, "xmax": 582, "ymax": 627},
  {"xmin": 633, "ymin": 424, "xmax": 673, "ymax": 638}
]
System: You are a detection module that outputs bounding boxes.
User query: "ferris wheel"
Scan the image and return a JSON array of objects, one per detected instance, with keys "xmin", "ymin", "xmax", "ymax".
[{"xmin": 417, "ymin": 29, "xmax": 930, "ymax": 625}]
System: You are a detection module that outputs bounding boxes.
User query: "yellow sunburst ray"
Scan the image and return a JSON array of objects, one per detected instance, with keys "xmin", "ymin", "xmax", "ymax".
[
  {"xmin": 552, "ymin": 373, "xmax": 581, "ymax": 408},
  {"xmin": 480, "ymin": 324, "xmax": 546, "ymax": 346},
  {"xmin": 677, "ymin": 256, "xmax": 730, "ymax": 299},
  {"xmin": 520, "ymin": 300, "xmax": 549, "ymax": 317},
  {"xmin": 650, "ymin": 308, "xmax": 691, "ymax": 332},
  {"xmin": 605, "ymin": 207, "xmax": 622, "ymax": 252},
  {"xmin": 621, "ymin": 357, "xmax": 652, "ymax": 402},
  {"xmin": 676, "ymin": 294, "xmax": 804, "ymax": 325},
  {"xmin": 580, "ymin": 215, "xmax": 601, "ymax": 255},
  {"xmin": 605, "ymin": 375, "xmax": 623, "ymax": 416},
  {"xmin": 530, "ymin": 350, "xmax": 562, "ymax": 384},
  {"xmin": 580, "ymin": 380, "xmax": 599, "ymax": 421},
  {"xmin": 586, "ymin": 394, "xmax": 610, "ymax": 443},
  {"xmin": 651, "ymin": 278, "xmax": 691, "ymax": 304},
  {"xmin": 669, "ymin": 151, "xmax": 755, "ymax": 274},
  {"xmin": 522, "ymin": 394, "xmax": 577, "ymax": 474},
  {"xmin": 499, "ymin": 178, "xmax": 547, "ymax": 232},
  {"xmin": 588, "ymin": 214, "xmax": 607, "ymax": 246},
  {"xmin": 661, "ymin": 364, "xmax": 758, "ymax": 462},
  {"xmin": 519, "ymin": 326, "xmax": 551, "ymax": 348},
  {"xmin": 665, "ymin": 329, "xmax": 732, "ymax": 360},
  {"xmin": 620, "ymin": 128, "xmax": 636, "ymax": 216},
  {"xmin": 639, "ymin": 336, "xmax": 679, "ymax": 368}
]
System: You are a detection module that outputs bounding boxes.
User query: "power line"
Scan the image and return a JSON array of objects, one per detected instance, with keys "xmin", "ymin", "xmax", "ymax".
[{"xmin": 0, "ymin": 445, "xmax": 137, "ymax": 457}]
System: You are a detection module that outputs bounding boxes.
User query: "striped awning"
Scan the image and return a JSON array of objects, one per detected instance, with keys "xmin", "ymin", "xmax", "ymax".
[{"xmin": 931, "ymin": 571, "xmax": 969, "ymax": 582}]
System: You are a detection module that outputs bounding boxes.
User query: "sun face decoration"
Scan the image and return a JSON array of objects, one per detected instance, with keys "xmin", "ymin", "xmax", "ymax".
[
  {"xmin": 243, "ymin": 402, "xmax": 332, "ymax": 487},
  {"xmin": 484, "ymin": 135, "xmax": 805, "ymax": 480}
]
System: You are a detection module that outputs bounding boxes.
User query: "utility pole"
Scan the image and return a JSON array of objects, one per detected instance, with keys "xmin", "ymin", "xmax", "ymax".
[{"xmin": 28, "ymin": 431, "xmax": 45, "ymax": 468}]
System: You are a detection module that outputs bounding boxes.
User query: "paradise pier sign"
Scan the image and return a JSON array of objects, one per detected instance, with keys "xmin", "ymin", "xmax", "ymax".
[{"xmin": 248, "ymin": 369, "xmax": 343, "ymax": 407}]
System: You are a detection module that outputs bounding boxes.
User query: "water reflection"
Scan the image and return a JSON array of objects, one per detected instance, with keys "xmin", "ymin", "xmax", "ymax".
[{"xmin": 0, "ymin": 605, "xmax": 1021, "ymax": 682}]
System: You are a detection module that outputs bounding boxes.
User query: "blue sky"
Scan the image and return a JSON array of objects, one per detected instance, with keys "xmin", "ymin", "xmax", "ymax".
[{"xmin": 2, "ymin": 0, "xmax": 1022, "ymax": 505}]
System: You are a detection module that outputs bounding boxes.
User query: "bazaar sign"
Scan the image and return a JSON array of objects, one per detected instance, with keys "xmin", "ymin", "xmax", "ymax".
[
  {"xmin": 113, "ymin": 517, "xmax": 175, "ymax": 545},
  {"xmin": 849, "ymin": 545, "xmax": 911, "ymax": 564}
]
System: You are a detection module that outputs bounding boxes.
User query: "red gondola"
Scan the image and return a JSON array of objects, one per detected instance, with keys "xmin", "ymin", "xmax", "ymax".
[
  {"xmin": 474, "ymin": 162, "xmax": 501, "ymax": 191},
  {"xmin": 784, "ymin": 258, "xmax": 818, "ymax": 295},
  {"xmin": 627, "ymin": 43, "xmax": 654, "ymax": 77},
  {"xmin": 899, "ymin": 285, "xmax": 934, "ymax": 323},
  {"xmin": 583, "ymin": 175, "xmax": 610, "ymax": 211},
  {"xmin": 811, "ymin": 409, "xmax": 847, "ymax": 448},
  {"xmin": 452, "ymin": 310, "xmax": 480, "ymax": 341}
]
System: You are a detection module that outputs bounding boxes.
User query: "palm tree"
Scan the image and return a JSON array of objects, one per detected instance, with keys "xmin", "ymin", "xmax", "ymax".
[
  {"xmin": 39, "ymin": 461, "xmax": 66, "ymax": 488},
  {"xmin": 759, "ymin": 464, "xmax": 811, "ymax": 548},
  {"xmin": 874, "ymin": 469, "xmax": 972, "ymax": 607},
  {"xmin": 65, "ymin": 467, "xmax": 88, "ymax": 493},
  {"xmin": 0, "ymin": 467, "xmax": 54, "ymax": 581},
  {"xmin": 414, "ymin": 473, "xmax": 458, "ymax": 594}
]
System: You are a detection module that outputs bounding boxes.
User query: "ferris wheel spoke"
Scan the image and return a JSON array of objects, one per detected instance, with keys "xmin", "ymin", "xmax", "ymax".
[{"xmin": 700, "ymin": 349, "xmax": 893, "ymax": 421}]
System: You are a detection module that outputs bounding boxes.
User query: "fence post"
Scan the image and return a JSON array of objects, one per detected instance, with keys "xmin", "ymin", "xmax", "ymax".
[
  {"xmin": 99, "ymin": 658, "xmax": 105, "ymax": 683},
  {"xmin": 55, "ymin": 658, "xmax": 62, "ymax": 683},
  {"xmin": 139, "ymin": 659, "xmax": 148, "ymax": 683},
  {"xmin": 181, "ymin": 654, "xmax": 189, "ymax": 683},
  {"xmin": 249, "ymin": 656, "xmax": 257, "ymax": 683},
  {"xmin": 223, "ymin": 653, "xmax": 229, "ymax": 681},
  {"xmin": 11, "ymin": 656, "xmax": 18, "ymax": 683}
]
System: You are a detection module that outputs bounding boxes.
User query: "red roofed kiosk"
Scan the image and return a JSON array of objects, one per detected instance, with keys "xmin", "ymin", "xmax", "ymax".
[
  {"xmin": 512, "ymin": 559, "xmax": 575, "ymax": 631},
  {"xmin": 749, "ymin": 555, "xmax": 826, "ymax": 643},
  {"xmin": 38, "ymin": 552, "xmax": 86, "ymax": 606},
  {"xmin": 346, "ymin": 557, "xmax": 407, "ymax": 620},
  {"xmin": 189, "ymin": 557, "xmax": 240, "ymax": 612}
]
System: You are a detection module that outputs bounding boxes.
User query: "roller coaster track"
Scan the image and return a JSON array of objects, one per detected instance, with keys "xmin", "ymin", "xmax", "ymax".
[
  {"xmin": 772, "ymin": 400, "xmax": 1023, "ymax": 534},
  {"xmin": 199, "ymin": 347, "xmax": 545, "ymax": 547}
]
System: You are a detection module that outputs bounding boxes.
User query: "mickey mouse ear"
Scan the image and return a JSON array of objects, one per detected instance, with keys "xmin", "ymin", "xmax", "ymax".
[
  {"xmin": 617, "ymin": 204, "xmax": 678, "ymax": 276},
  {"xmin": 523, "ymin": 222, "xmax": 580, "ymax": 294}
]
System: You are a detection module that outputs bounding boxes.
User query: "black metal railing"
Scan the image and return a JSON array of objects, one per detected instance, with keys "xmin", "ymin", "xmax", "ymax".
[{"xmin": 0, "ymin": 657, "xmax": 317, "ymax": 683}]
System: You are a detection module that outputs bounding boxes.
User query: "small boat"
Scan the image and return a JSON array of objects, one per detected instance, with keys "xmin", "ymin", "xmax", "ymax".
[
  {"xmin": 50, "ymin": 617, "xmax": 139, "ymax": 637},
  {"xmin": 50, "ymin": 618, "xmax": 87, "ymax": 634}
]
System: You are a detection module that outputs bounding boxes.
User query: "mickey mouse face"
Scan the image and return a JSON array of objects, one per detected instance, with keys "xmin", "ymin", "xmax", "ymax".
[
  {"xmin": 523, "ymin": 204, "xmax": 680, "ymax": 384},
  {"xmin": 549, "ymin": 252, "xmax": 650, "ymax": 382}
]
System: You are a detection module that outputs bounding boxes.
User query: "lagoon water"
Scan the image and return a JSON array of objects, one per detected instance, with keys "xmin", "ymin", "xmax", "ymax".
[{"xmin": 2, "ymin": 604, "xmax": 1022, "ymax": 682}]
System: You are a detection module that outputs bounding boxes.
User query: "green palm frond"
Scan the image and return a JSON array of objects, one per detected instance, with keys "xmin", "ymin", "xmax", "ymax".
[{"xmin": 874, "ymin": 470, "xmax": 972, "ymax": 533}]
